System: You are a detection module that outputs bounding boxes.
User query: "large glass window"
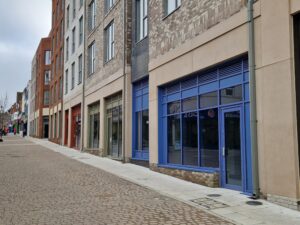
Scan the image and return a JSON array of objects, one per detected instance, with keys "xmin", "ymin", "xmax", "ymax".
[
  {"xmin": 88, "ymin": 103, "xmax": 100, "ymax": 148},
  {"xmin": 200, "ymin": 91, "xmax": 218, "ymax": 108},
  {"xmin": 199, "ymin": 109, "xmax": 219, "ymax": 168},
  {"xmin": 136, "ymin": 0, "xmax": 148, "ymax": 41},
  {"xmin": 168, "ymin": 114, "xmax": 181, "ymax": 164}
]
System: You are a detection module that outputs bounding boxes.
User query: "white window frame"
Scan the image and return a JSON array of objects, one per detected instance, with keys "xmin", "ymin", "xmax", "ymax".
[
  {"xmin": 45, "ymin": 51, "xmax": 51, "ymax": 65},
  {"xmin": 165, "ymin": 0, "xmax": 181, "ymax": 16},
  {"xmin": 78, "ymin": 54, "xmax": 83, "ymax": 84},
  {"xmin": 65, "ymin": 69, "xmax": 69, "ymax": 94},
  {"xmin": 79, "ymin": 16, "xmax": 83, "ymax": 45},
  {"xmin": 66, "ymin": 37, "xmax": 69, "ymax": 61},
  {"xmin": 88, "ymin": 0, "xmax": 96, "ymax": 31},
  {"xmin": 71, "ymin": 62, "xmax": 75, "ymax": 89},
  {"xmin": 136, "ymin": 0, "xmax": 148, "ymax": 41},
  {"xmin": 88, "ymin": 42, "xmax": 95, "ymax": 75},
  {"xmin": 105, "ymin": 0, "xmax": 115, "ymax": 13},
  {"xmin": 105, "ymin": 22, "xmax": 114, "ymax": 62},
  {"xmin": 72, "ymin": 27, "xmax": 76, "ymax": 53},
  {"xmin": 72, "ymin": 0, "xmax": 76, "ymax": 19}
]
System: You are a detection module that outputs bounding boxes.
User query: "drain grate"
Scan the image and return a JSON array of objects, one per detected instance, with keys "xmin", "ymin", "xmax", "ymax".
[
  {"xmin": 246, "ymin": 201, "xmax": 263, "ymax": 206},
  {"xmin": 207, "ymin": 194, "xmax": 222, "ymax": 198},
  {"xmin": 191, "ymin": 197, "xmax": 229, "ymax": 210}
]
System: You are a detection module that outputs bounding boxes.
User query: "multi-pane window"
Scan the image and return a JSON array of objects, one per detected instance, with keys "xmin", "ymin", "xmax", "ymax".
[
  {"xmin": 71, "ymin": 62, "xmax": 75, "ymax": 89},
  {"xmin": 66, "ymin": 37, "xmax": 69, "ymax": 61},
  {"xmin": 105, "ymin": 0, "xmax": 115, "ymax": 13},
  {"xmin": 44, "ymin": 70, "xmax": 51, "ymax": 85},
  {"xmin": 67, "ymin": 5, "xmax": 70, "ymax": 28},
  {"xmin": 88, "ymin": 42, "xmax": 95, "ymax": 75},
  {"xmin": 78, "ymin": 54, "xmax": 83, "ymax": 84},
  {"xmin": 45, "ymin": 51, "xmax": 51, "ymax": 65},
  {"xmin": 44, "ymin": 91, "xmax": 50, "ymax": 106},
  {"xmin": 72, "ymin": 27, "xmax": 76, "ymax": 53},
  {"xmin": 59, "ymin": 77, "xmax": 63, "ymax": 99},
  {"xmin": 105, "ymin": 22, "xmax": 114, "ymax": 62},
  {"xmin": 72, "ymin": 0, "xmax": 76, "ymax": 19},
  {"xmin": 136, "ymin": 0, "xmax": 148, "ymax": 41},
  {"xmin": 65, "ymin": 69, "xmax": 69, "ymax": 94},
  {"xmin": 79, "ymin": 16, "xmax": 83, "ymax": 45},
  {"xmin": 165, "ymin": 0, "xmax": 181, "ymax": 15},
  {"xmin": 88, "ymin": 0, "xmax": 96, "ymax": 31}
]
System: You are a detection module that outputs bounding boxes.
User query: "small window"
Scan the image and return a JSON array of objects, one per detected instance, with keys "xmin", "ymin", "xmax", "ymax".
[
  {"xmin": 45, "ymin": 51, "xmax": 51, "ymax": 65},
  {"xmin": 104, "ymin": 22, "xmax": 114, "ymax": 62},
  {"xmin": 78, "ymin": 54, "xmax": 83, "ymax": 84},
  {"xmin": 88, "ymin": 42, "xmax": 95, "ymax": 75},
  {"xmin": 165, "ymin": 0, "xmax": 181, "ymax": 16},
  {"xmin": 66, "ymin": 5, "xmax": 70, "ymax": 28},
  {"xmin": 79, "ymin": 16, "xmax": 83, "ymax": 45},
  {"xmin": 136, "ymin": 0, "xmax": 148, "ymax": 41},
  {"xmin": 72, "ymin": 27, "xmax": 76, "ymax": 53},
  {"xmin": 44, "ymin": 70, "xmax": 51, "ymax": 85},
  {"xmin": 66, "ymin": 37, "xmax": 69, "ymax": 61},
  {"xmin": 88, "ymin": 0, "xmax": 96, "ymax": 31},
  {"xmin": 72, "ymin": 0, "xmax": 76, "ymax": 19},
  {"xmin": 71, "ymin": 62, "xmax": 75, "ymax": 89},
  {"xmin": 65, "ymin": 69, "xmax": 69, "ymax": 94}
]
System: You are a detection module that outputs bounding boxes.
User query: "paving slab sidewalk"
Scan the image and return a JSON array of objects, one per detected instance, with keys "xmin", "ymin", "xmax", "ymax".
[{"xmin": 28, "ymin": 137, "xmax": 300, "ymax": 225}]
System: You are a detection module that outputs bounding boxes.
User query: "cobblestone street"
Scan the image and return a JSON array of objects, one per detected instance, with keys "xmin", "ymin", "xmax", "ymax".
[{"xmin": 0, "ymin": 136, "xmax": 232, "ymax": 225}]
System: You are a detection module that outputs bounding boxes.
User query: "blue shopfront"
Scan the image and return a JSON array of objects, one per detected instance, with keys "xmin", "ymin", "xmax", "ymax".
[
  {"xmin": 158, "ymin": 57, "xmax": 253, "ymax": 194},
  {"xmin": 132, "ymin": 79, "xmax": 149, "ymax": 161}
]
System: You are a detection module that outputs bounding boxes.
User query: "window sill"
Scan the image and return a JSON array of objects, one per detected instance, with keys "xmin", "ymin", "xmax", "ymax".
[
  {"xmin": 136, "ymin": 36, "xmax": 148, "ymax": 45},
  {"xmin": 162, "ymin": 6, "xmax": 181, "ymax": 21},
  {"xmin": 104, "ymin": 57, "xmax": 114, "ymax": 66},
  {"xmin": 104, "ymin": 3, "xmax": 117, "ymax": 19},
  {"xmin": 157, "ymin": 164, "xmax": 219, "ymax": 174}
]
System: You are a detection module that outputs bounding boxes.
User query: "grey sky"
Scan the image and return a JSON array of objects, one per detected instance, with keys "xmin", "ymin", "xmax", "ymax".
[{"xmin": 0, "ymin": 0, "xmax": 51, "ymax": 108}]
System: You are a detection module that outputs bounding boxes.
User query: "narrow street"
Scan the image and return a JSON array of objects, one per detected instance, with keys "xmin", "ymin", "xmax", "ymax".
[{"xmin": 0, "ymin": 136, "xmax": 231, "ymax": 225}]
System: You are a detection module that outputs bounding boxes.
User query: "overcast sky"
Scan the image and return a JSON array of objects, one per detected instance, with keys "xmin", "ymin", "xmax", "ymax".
[{"xmin": 0, "ymin": 0, "xmax": 52, "ymax": 108}]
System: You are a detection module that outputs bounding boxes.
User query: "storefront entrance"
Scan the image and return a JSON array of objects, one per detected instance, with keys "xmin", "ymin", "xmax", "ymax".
[
  {"xmin": 106, "ymin": 93, "xmax": 122, "ymax": 159},
  {"xmin": 221, "ymin": 106, "xmax": 243, "ymax": 191},
  {"xmin": 159, "ymin": 57, "xmax": 253, "ymax": 194},
  {"xmin": 71, "ymin": 104, "xmax": 81, "ymax": 150}
]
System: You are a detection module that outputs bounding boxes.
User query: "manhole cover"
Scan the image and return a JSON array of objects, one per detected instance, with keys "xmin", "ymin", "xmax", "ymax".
[
  {"xmin": 207, "ymin": 194, "xmax": 221, "ymax": 197},
  {"xmin": 246, "ymin": 201, "xmax": 263, "ymax": 206},
  {"xmin": 191, "ymin": 197, "xmax": 229, "ymax": 210}
]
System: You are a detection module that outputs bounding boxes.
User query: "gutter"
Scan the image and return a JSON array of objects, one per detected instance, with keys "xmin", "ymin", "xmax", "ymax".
[
  {"xmin": 248, "ymin": 0, "xmax": 260, "ymax": 198},
  {"xmin": 121, "ymin": 0, "xmax": 127, "ymax": 163}
]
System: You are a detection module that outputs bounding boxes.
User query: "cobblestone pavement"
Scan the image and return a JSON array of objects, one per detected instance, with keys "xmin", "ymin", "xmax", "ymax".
[{"xmin": 0, "ymin": 136, "xmax": 232, "ymax": 225}]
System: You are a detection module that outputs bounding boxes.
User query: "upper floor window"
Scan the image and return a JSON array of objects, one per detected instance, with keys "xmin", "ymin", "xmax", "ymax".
[
  {"xmin": 60, "ymin": 20, "xmax": 64, "ymax": 40},
  {"xmin": 73, "ymin": 0, "xmax": 76, "ymax": 19},
  {"xmin": 59, "ymin": 77, "xmax": 63, "ymax": 99},
  {"xmin": 88, "ymin": 42, "xmax": 95, "ymax": 75},
  {"xmin": 66, "ymin": 37, "xmax": 69, "ymax": 61},
  {"xmin": 88, "ymin": 0, "xmax": 96, "ymax": 31},
  {"xmin": 44, "ymin": 91, "xmax": 50, "ymax": 106},
  {"xmin": 44, "ymin": 70, "xmax": 51, "ymax": 85},
  {"xmin": 45, "ymin": 51, "xmax": 51, "ymax": 65},
  {"xmin": 67, "ymin": 5, "xmax": 70, "ymax": 28},
  {"xmin": 78, "ymin": 54, "xmax": 83, "ymax": 84},
  {"xmin": 65, "ymin": 69, "xmax": 69, "ymax": 94},
  {"xmin": 79, "ymin": 16, "xmax": 83, "ymax": 45},
  {"xmin": 71, "ymin": 62, "xmax": 75, "ymax": 89},
  {"xmin": 72, "ymin": 27, "xmax": 76, "ymax": 53},
  {"xmin": 79, "ymin": 0, "xmax": 83, "ymax": 8},
  {"xmin": 136, "ymin": 0, "xmax": 148, "ymax": 41},
  {"xmin": 105, "ymin": 0, "xmax": 115, "ymax": 13},
  {"xmin": 165, "ymin": 0, "xmax": 181, "ymax": 16},
  {"xmin": 104, "ymin": 22, "xmax": 114, "ymax": 62}
]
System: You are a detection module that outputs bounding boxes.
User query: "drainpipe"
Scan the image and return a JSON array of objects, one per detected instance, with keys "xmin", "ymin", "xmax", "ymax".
[
  {"xmin": 248, "ymin": 0, "xmax": 260, "ymax": 198},
  {"xmin": 81, "ymin": 4, "xmax": 86, "ymax": 153},
  {"xmin": 121, "ymin": 0, "xmax": 127, "ymax": 163}
]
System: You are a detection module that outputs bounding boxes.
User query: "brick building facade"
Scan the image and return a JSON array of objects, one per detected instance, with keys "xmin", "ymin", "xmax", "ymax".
[{"xmin": 49, "ymin": 0, "xmax": 65, "ymax": 144}]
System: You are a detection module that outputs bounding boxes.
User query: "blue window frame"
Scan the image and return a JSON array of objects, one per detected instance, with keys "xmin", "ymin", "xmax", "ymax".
[
  {"xmin": 158, "ymin": 57, "xmax": 253, "ymax": 194},
  {"xmin": 132, "ymin": 79, "xmax": 149, "ymax": 160}
]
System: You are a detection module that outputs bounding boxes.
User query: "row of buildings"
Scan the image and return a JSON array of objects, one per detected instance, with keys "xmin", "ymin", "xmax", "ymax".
[{"xmin": 23, "ymin": 0, "xmax": 300, "ymax": 210}]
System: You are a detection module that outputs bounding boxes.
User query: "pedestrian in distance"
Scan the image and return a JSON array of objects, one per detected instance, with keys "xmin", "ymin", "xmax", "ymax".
[{"xmin": 0, "ymin": 128, "xmax": 3, "ymax": 142}]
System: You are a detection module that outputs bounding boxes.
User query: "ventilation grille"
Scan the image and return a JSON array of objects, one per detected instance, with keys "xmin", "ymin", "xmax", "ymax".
[
  {"xmin": 181, "ymin": 77, "xmax": 197, "ymax": 90},
  {"xmin": 219, "ymin": 61, "xmax": 242, "ymax": 77},
  {"xmin": 198, "ymin": 70, "xmax": 218, "ymax": 84},
  {"xmin": 166, "ymin": 83, "xmax": 180, "ymax": 94}
]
